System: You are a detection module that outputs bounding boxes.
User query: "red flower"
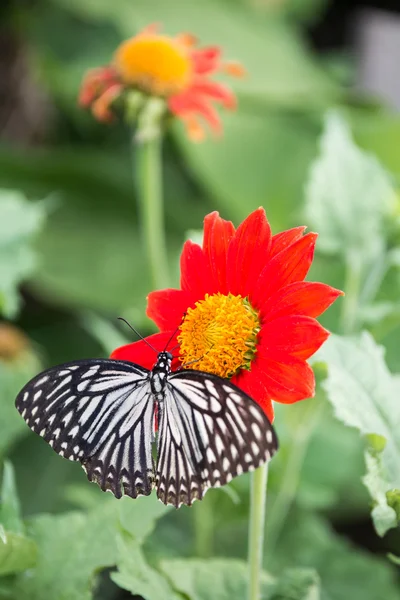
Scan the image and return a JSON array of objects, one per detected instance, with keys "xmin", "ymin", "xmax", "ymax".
[
  {"xmin": 112, "ymin": 209, "xmax": 343, "ymax": 421},
  {"xmin": 79, "ymin": 24, "xmax": 243, "ymax": 140}
]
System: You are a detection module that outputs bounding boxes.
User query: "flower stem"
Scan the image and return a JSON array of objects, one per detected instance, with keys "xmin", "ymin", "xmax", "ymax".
[
  {"xmin": 248, "ymin": 462, "xmax": 268, "ymax": 600},
  {"xmin": 266, "ymin": 401, "xmax": 324, "ymax": 553},
  {"xmin": 359, "ymin": 250, "xmax": 388, "ymax": 306},
  {"xmin": 193, "ymin": 496, "xmax": 214, "ymax": 558},
  {"xmin": 134, "ymin": 133, "xmax": 169, "ymax": 290},
  {"xmin": 340, "ymin": 252, "xmax": 362, "ymax": 335}
]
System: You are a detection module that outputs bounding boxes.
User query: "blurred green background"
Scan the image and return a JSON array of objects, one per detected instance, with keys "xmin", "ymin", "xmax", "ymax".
[{"xmin": 0, "ymin": 0, "xmax": 400, "ymax": 598}]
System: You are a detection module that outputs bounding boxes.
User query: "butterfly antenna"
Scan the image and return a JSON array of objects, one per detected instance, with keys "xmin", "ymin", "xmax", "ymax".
[
  {"xmin": 117, "ymin": 317, "xmax": 158, "ymax": 354},
  {"xmin": 163, "ymin": 318, "xmax": 185, "ymax": 353},
  {"xmin": 178, "ymin": 344, "xmax": 215, "ymax": 371}
]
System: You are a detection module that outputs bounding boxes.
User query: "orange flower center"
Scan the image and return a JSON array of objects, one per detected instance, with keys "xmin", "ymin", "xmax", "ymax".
[
  {"xmin": 114, "ymin": 34, "xmax": 192, "ymax": 96},
  {"xmin": 178, "ymin": 293, "xmax": 260, "ymax": 379}
]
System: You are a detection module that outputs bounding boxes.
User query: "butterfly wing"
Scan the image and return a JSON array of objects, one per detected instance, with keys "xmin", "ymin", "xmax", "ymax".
[
  {"xmin": 15, "ymin": 359, "xmax": 155, "ymax": 499},
  {"xmin": 156, "ymin": 370, "xmax": 278, "ymax": 507}
]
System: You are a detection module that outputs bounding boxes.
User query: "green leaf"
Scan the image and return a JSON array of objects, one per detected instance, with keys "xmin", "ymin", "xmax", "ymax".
[
  {"xmin": 160, "ymin": 558, "xmax": 274, "ymax": 600},
  {"xmin": 118, "ymin": 494, "xmax": 171, "ymax": 542},
  {"xmin": 0, "ymin": 462, "xmax": 22, "ymax": 534},
  {"xmin": 13, "ymin": 503, "xmax": 119, "ymax": 600},
  {"xmin": 0, "ymin": 463, "xmax": 37, "ymax": 577},
  {"xmin": 161, "ymin": 558, "xmax": 319, "ymax": 600},
  {"xmin": 0, "ymin": 528, "xmax": 37, "ymax": 577},
  {"xmin": 0, "ymin": 353, "xmax": 42, "ymax": 458},
  {"xmin": 0, "ymin": 191, "xmax": 46, "ymax": 317},
  {"xmin": 112, "ymin": 533, "xmax": 181, "ymax": 600},
  {"xmin": 268, "ymin": 568, "xmax": 320, "ymax": 600},
  {"xmin": 388, "ymin": 553, "xmax": 400, "ymax": 566},
  {"xmin": 0, "ymin": 146, "xmax": 198, "ymax": 319},
  {"xmin": 305, "ymin": 112, "xmax": 394, "ymax": 263},
  {"xmin": 315, "ymin": 332, "xmax": 400, "ymax": 535},
  {"xmin": 273, "ymin": 512, "xmax": 400, "ymax": 600}
]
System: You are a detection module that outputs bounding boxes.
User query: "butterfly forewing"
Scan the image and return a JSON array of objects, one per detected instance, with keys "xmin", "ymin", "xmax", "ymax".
[
  {"xmin": 156, "ymin": 370, "xmax": 278, "ymax": 507},
  {"xmin": 16, "ymin": 354, "xmax": 278, "ymax": 507},
  {"xmin": 15, "ymin": 359, "xmax": 156, "ymax": 499}
]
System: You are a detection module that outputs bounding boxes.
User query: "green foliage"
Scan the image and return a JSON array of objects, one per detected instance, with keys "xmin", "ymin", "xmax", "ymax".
[
  {"xmin": 160, "ymin": 559, "xmax": 321, "ymax": 600},
  {"xmin": 273, "ymin": 513, "xmax": 400, "ymax": 600},
  {"xmin": 0, "ymin": 463, "xmax": 37, "ymax": 576},
  {"xmin": 305, "ymin": 112, "xmax": 394, "ymax": 262},
  {"xmin": 268, "ymin": 568, "xmax": 320, "ymax": 600},
  {"xmin": 0, "ymin": 191, "xmax": 46, "ymax": 318},
  {"xmin": 112, "ymin": 534, "xmax": 182, "ymax": 600},
  {"xmin": 160, "ymin": 558, "xmax": 273, "ymax": 600},
  {"xmin": 13, "ymin": 505, "xmax": 118, "ymax": 600},
  {"xmin": 0, "ymin": 353, "xmax": 42, "ymax": 458},
  {"xmin": 316, "ymin": 332, "xmax": 400, "ymax": 535}
]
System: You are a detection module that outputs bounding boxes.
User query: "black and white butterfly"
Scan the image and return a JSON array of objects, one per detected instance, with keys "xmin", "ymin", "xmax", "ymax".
[{"xmin": 15, "ymin": 351, "xmax": 278, "ymax": 507}]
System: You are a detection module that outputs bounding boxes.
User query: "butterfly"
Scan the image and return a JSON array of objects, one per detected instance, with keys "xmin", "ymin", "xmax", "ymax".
[{"xmin": 15, "ymin": 350, "xmax": 278, "ymax": 507}]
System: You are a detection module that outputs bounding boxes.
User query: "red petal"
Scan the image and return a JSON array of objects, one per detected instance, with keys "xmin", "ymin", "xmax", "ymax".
[
  {"xmin": 180, "ymin": 240, "xmax": 210, "ymax": 298},
  {"xmin": 147, "ymin": 289, "xmax": 193, "ymax": 331},
  {"xmin": 110, "ymin": 332, "xmax": 177, "ymax": 369},
  {"xmin": 260, "ymin": 316, "xmax": 329, "ymax": 360},
  {"xmin": 269, "ymin": 226, "xmax": 307, "ymax": 259},
  {"xmin": 261, "ymin": 281, "xmax": 344, "ymax": 321},
  {"xmin": 256, "ymin": 354, "xmax": 315, "ymax": 403},
  {"xmin": 190, "ymin": 79, "xmax": 236, "ymax": 108},
  {"xmin": 191, "ymin": 47, "xmax": 221, "ymax": 74},
  {"xmin": 252, "ymin": 232, "xmax": 317, "ymax": 307},
  {"xmin": 169, "ymin": 92, "xmax": 222, "ymax": 132},
  {"xmin": 203, "ymin": 212, "xmax": 235, "ymax": 294},
  {"xmin": 233, "ymin": 367, "xmax": 274, "ymax": 422},
  {"xmin": 226, "ymin": 208, "xmax": 272, "ymax": 296}
]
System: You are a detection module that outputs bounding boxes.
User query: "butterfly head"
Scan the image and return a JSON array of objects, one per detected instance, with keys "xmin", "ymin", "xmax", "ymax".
[{"xmin": 153, "ymin": 351, "xmax": 173, "ymax": 375}]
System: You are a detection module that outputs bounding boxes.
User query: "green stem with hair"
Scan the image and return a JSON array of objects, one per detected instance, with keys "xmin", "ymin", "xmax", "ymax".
[
  {"xmin": 266, "ymin": 401, "xmax": 324, "ymax": 553},
  {"xmin": 248, "ymin": 462, "xmax": 269, "ymax": 600},
  {"xmin": 134, "ymin": 133, "xmax": 170, "ymax": 290},
  {"xmin": 340, "ymin": 252, "xmax": 363, "ymax": 335}
]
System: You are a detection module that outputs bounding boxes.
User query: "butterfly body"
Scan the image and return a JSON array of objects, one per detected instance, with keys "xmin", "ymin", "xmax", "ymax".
[
  {"xmin": 149, "ymin": 351, "xmax": 173, "ymax": 399},
  {"xmin": 16, "ymin": 352, "xmax": 278, "ymax": 507}
]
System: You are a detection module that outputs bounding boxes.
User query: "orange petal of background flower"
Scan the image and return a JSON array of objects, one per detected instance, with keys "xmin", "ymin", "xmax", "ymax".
[
  {"xmin": 191, "ymin": 47, "xmax": 221, "ymax": 74},
  {"xmin": 189, "ymin": 80, "xmax": 236, "ymax": 108}
]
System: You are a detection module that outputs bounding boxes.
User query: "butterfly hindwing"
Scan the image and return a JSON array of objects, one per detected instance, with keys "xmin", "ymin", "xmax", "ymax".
[
  {"xmin": 15, "ymin": 359, "xmax": 156, "ymax": 499},
  {"xmin": 155, "ymin": 370, "xmax": 278, "ymax": 507}
]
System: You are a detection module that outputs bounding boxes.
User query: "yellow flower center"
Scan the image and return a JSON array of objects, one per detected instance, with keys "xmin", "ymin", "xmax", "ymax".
[
  {"xmin": 114, "ymin": 34, "xmax": 192, "ymax": 96},
  {"xmin": 178, "ymin": 293, "xmax": 260, "ymax": 379}
]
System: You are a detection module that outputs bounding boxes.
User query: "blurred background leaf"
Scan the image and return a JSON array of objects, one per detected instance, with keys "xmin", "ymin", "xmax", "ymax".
[
  {"xmin": 316, "ymin": 332, "xmax": 400, "ymax": 535},
  {"xmin": 0, "ymin": 191, "xmax": 46, "ymax": 318}
]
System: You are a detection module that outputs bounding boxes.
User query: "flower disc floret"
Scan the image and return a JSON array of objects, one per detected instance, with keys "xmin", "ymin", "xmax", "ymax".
[
  {"xmin": 178, "ymin": 293, "xmax": 260, "ymax": 378},
  {"xmin": 114, "ymin": 34, "xmax": 192, "ymax": 96}
]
